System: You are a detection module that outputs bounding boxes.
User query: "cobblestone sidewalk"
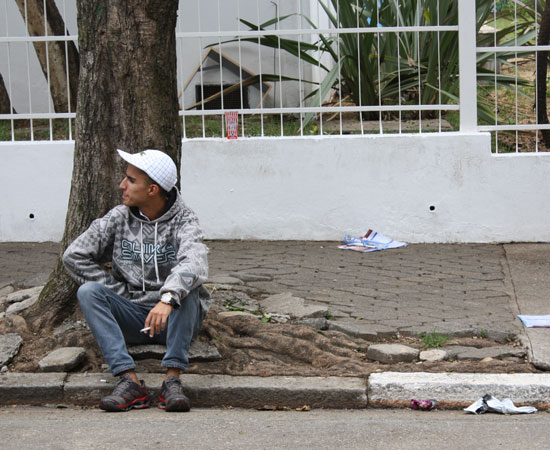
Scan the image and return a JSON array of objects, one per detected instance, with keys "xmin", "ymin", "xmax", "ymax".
[
  {"xmin": 207, "ymin": 241, "xmax": 519, "ymax": 341},
  {"xmin": 0, "ymin": 241, "xmax": 520, "ymax": 341}
]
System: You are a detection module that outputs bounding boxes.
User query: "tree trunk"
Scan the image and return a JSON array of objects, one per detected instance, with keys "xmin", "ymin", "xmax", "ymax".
[
  {"xmin": 15, "ymin": 0, "xmax": 79, "ymax": 113},
  {"xmin": 26, "ymin": 0, "xmax": 182, "ymax": 329},
  {"xmin": 0, "ymin": 74, "xmax": 16, "ymax": 114},
  {"xmin": 537, "ymin": 0, "xmax": 550, "ymax": 147}
]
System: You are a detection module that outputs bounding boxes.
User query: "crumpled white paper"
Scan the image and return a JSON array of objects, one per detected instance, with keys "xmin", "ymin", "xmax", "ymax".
[{"xmin": 464, "ymin": 394, "xmax": 537, "ymax": 415}]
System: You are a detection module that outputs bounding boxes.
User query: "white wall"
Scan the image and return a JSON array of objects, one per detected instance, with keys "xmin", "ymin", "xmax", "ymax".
[
  {"xmin": 2, "ymin": 133, "xmax": 550, "ymax": 243},
  {"xmin": 0, "ymin": 142, "xmax": 73, "ymax": 241}
]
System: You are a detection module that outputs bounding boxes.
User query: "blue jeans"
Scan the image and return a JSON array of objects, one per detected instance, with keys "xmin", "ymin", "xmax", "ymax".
[{"xmin": 77, "ymin": 282, "xmax": 203, "ymax": 376}]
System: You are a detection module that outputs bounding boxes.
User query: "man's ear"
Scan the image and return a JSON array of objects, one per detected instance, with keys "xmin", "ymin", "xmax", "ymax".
[{"xmin": 148, "ymin": 183, "xmax": 160, "ymax": 196}]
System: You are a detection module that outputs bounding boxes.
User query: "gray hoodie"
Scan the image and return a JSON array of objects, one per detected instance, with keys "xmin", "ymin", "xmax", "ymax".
[{"xmin": 63, "ymin": 191, "xmax": 210, "ymax": 313}]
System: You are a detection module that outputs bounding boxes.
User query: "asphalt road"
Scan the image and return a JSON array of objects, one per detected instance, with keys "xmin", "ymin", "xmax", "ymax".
[{"xmin": 0, "ymin": 406, "xmax": 548, "ymax": 449}]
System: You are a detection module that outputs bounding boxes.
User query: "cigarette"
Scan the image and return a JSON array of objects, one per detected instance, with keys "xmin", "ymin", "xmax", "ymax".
[{"xmin": 140, "ymin": 327, "xmax": 151, "ymax": 333}]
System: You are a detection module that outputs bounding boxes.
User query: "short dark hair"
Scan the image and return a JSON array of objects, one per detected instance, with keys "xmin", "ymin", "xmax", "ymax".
[{"xmin": 141, "ymin": 170, "xmax": 168, "ymax": 197}]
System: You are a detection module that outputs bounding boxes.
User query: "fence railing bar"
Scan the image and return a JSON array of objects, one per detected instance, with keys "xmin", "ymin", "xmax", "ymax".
[
  {"xmin": 197, "ymin": 3, "xmax": 206, "ymax": 139},
  {"xmin": 297, "ymin": 0, "xmax": 304, "ymax": 136},
  {"xmin": 179, "ymin": 104, "xmax": 460, "ymax": 116},
  {"xmin": 355, "ymin": 0, "xmax": 363, "ymax": 135},
  {"xmin": 0, "ymin": 113, "xmax": 76, "ymax": 120},
  {"xmin": 417, "ymin": 30, "xmax": 422, "ymax": 133},
  {"xmin": 337, "ymin": 0, "xmax": 343, "ymax": 135},
  {"xmin": 437, "ymin": 2, "xmax": 442, "ymax": 132},
  {"xmin": 0, "ymin": 36, "xmax": 78, "ymax": 43},
  {"xmin": 176, "ymin": 14, "xmax": 186, "ymax": 139},
  {"xmin": 276, "ymin": 0, "xmax": 283, "ymax": 137},
  {"xmin": 256, "ymin": 0, "xmax": 264, "ymax": 136},
  {"xmin": 43, "ymin": 0, "xmax": 53, "ymax": 141},
  {"xmin": 477, "ymin": 45, "xmax": 550, "ymax": 52},
  {"xmin": 478, "ymin": 124, "xmax": 550, "ymax": 131},
  {"xmin": 175, "ymin": 25, "xmax": 458, "ymax": 39},
  {"xmin": 458, "ymin": 0, "xmax": 477, "ymax": 133},
  {"xmin": 216, "ymin": 0, "xmax": 224, "ymax": 138},
  {"xmin": 62, "ymin": 0, "xmax": 72, "ymax": 140},
  {"xmin": 237, "ymin": 0, "xmax": 245, "ymax": 137},
  {"xmin": 23, "ymin": 0, "xmax": 35, "ymax": 141}
]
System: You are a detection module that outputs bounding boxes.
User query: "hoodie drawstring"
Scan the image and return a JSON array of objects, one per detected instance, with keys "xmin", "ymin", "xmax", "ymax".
[
  {"xmin": 153, "ymin": 222, "xmax": 160, "ymax": 283},
  {"xmin": 140, "ymin": 222, "xmax": 146, "ymax": 292}
]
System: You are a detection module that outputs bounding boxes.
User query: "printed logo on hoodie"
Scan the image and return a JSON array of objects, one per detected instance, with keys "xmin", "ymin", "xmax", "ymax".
[{"xmin": 120, "ymin": 239, "xmax": 177, "ymax": 264}]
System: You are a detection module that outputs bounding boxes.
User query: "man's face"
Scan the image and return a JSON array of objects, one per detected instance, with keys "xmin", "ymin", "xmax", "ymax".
[{"xmin": 119, "ymin": 164, "xmax": 153, "ymax": 209}]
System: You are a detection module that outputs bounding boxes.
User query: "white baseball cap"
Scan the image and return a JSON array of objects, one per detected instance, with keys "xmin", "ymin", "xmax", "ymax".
[{"xmin": 117, "ymin": 149, "xmax": 177, "ymax": 192}]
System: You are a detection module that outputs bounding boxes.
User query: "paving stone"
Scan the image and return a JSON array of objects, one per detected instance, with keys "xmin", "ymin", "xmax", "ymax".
[
  {"xmin": 207, "ymin": 275, "xmax": 244, "ymax": 285},
  {"xmin": 405, "ymin": 323, "xmax": 477, "ymax": 338},
  {"xmin": 0, "ymin": 285, "xmax": 15, "ymax": 297},
  {"xmin": 229, "ymin": 272, "xmax": 273, "ymax": 282},
  {"xmin": 218, "ymin": 311, "xmax": 258, "ymax": 319},
  {"xmin": 6, "ymin": 294, "xmax": 41, "ymax": 315},
  {"xmin": 262, "ymin": 292, "xmax": 327, "ymax": 319},
  {"xmin": 455, "ymin": 345, "xmax": 526, "ymax": 361},
  {"xmin": 0, "ymin": 333, "xmax": 23, "ymax": 366},
  {"xmin": 128, "ymin": 340, "xmax": 221, "ymax": 362},
  {"xmin": 327, "ymin": 321, "xmax": 379, "ymax": 341},
  {"xmin": 367, "ymin": 344, "xmax": 419, "ymax": 363},
  {"xmin": 23, "ymin": 273, "xmax": 50, "ymax": 289},
  {"xmin": 294, "ymin": 318, "xmax": 328, "ymax": 330},
  {"xmin": 0, "ymin": 281, "xmax": 15, "ymax": 291},
  {"xmin": 419, "ymin": 349, "xmax": 447, "ymax": 362},
  {"xmin": 219, "ymin": 291, "xmax": 261, "ymax": 313},
  {"xmin": 53, "ymin": 320, "xmax": 89, "ymax": 336},
  {"xmin": 6, "ymin": 286, "xmax": 43, "ymax": 304},
  {"xmin": 482, "ymin": 327, "xmax": 520, "ymax": 343},
  {"xmin": 268, "ymin": 313, "xmax": 291, "ymax": 323},
  {"xmin": 38, "ymin": 347, "xmax": 86, "ymax": 372},
  {"xmin": 187, "ymin": 341, "xmax": 222, "ymax": 361},
  {"xmin": 441, "ymin": 345, "xmax": 477, "ymax": 360}
]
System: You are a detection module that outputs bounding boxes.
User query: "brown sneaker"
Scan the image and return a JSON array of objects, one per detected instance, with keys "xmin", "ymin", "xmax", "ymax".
[{"xmin": 99, "ymin": 373, "xmax": 151, "ymax": 412}]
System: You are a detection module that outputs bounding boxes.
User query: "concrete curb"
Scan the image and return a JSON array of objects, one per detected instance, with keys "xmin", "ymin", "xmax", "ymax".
[
  {"xmin": 369, "ymin": 372, "xmax": 550, "ymax": 409},
  {"xmin": 0, "ymin": 373, "xmax": 368, "ymax": 409},
  {"xmin": 2, "ymin": 372, "xmax": 550, "ymax": 410}
]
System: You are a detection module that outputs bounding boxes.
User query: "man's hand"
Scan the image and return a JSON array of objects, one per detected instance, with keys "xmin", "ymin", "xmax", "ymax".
[{"xmin": 144, "ymin": 302, "xmax": 173, "ymax": 337}]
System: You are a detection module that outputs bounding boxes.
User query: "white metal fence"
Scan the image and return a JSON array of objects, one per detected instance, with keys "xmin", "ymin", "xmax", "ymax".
[{"xmin": 0, "ymin": 0, "xmax": 548, "ymax": 152}]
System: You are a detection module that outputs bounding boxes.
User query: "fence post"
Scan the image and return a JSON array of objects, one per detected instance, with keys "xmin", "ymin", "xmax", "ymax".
[{"xmin": 458, "ymin": 0, "xmax": 478, "ymax": 132}]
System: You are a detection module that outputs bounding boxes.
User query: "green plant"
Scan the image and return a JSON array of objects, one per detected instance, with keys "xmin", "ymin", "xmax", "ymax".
[
  {"xmin": 228, "ymin": 0, "xmax": 536, "ymax": 128},
  {"xmin": 419, "ymin": 330, "xmax": 449, "ymax": 348},
  {"xmin": 325, "ymin": 310, "xmax": 334, "ymax": 320},
  {"xmin": 480, "ymin": 328, "xmax": 488, "ymax": 339}
]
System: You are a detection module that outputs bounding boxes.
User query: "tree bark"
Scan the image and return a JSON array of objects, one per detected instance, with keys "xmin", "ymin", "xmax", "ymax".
[
  {"xmin": 15, "ymin": 0, "xmax": 79, "ymax": 113},
  {"xmin": 537, "ymin": 0, "xmax": 550, "ymax": 147},
  {"xmin": 0, "ymin": 74, "xmax": 16, "ymax": 114},
  {"xmin": 26, "ymin": 0, "xmax": 182, "ymax": 328}
]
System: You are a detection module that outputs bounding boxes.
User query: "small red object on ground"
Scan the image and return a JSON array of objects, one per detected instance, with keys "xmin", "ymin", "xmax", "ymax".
[{"xmin": 411, "ymin": 399, "xmax": 437, "ymax": 410}]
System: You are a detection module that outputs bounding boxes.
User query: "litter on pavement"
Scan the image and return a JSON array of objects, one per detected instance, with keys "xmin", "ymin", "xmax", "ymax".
[
  {"xmin": 338, "ymin": 230, "xmax": 408, "ymax": 253},
  {"xmin": 464, "ymin": 394, "xmax": 537, "ymax": 415},
  {"xmin": 517, "ymin": 315, "xmax": 550, "ymax": 328},
  {"xmin": 411, "ymin": 399, "xmax": 437, "ymax": 411}
]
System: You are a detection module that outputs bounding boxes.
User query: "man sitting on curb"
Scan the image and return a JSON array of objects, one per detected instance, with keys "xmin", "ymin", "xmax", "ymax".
[{"xmin": 63, "ymin": 149, "xmax": 210, "ymax": 412}]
